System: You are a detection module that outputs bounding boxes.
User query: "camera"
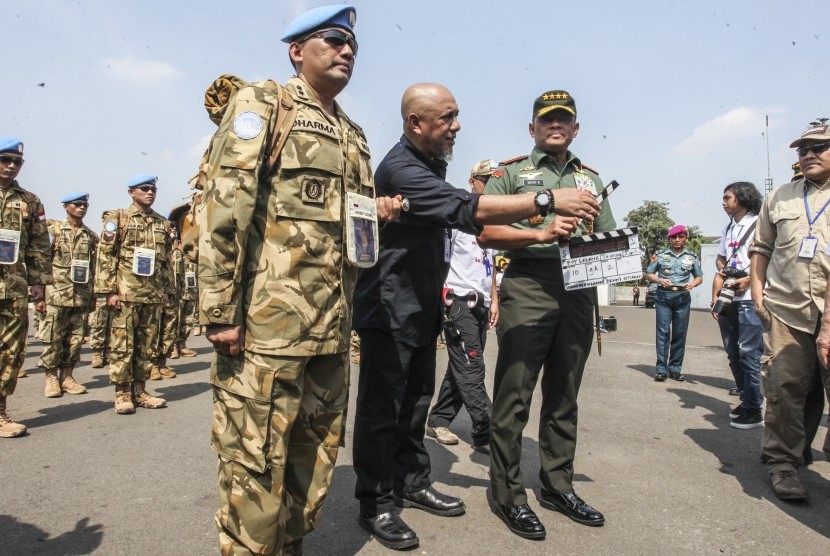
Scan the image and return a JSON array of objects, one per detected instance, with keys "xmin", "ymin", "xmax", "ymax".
[{"xmin": 712, "ymin": 268, "xmax": 747, "ymax": 314}]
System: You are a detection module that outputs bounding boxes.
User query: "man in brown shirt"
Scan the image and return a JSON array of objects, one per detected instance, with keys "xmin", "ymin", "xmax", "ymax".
[{"xmin": 750, "ymin": 119, "xmax": 830, "ymax": 500}]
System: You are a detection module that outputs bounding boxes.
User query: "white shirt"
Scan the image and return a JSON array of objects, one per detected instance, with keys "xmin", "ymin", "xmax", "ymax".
[
  {"xmin": 717, "ymin": 213, "xmax": 758, "ymax": 302},
  {"xmin": 445, "ymin": 229, "xmax": 496, "ymax": 307}
]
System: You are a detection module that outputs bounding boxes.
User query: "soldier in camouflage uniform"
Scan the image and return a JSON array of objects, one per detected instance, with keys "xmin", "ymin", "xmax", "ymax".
[
  {"xmin": 167, "ymin": 205, "xmax": 198, "ymax": 359},
  {"xmin": 95, "ymin": 174, "xmax": 174, "ymax": 414},
  {"xmin": 199, "ymin": 5, "xmax": 401, "ymax": 555},
  {"xmin": 40, "ymin": 192, "xmax": 98, "ymax": 397},
  {"xmin": 87, "ymin": 295, "xmax": 110, "ymax": 368},
  {"xmin": 148, "ymin": 224, "xmax": 181, "ymax": 380},
  {"xmin": 0, "ymin": 137, "xmax": 52, "ymax": 438}
]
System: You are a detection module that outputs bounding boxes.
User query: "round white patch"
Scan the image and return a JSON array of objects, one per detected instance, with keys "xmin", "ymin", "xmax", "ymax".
[
  {"xmin": 233, "ymin": 111, "xmax": 263, "ymax": 140},
  {"xmin": 105, "ymin": 222, "xmax": 117, "ymax": 232}
]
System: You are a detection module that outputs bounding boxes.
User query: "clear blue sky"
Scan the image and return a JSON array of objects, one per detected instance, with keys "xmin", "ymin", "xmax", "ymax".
[{"xmin": 4, "ymin": 0, "xmax": 827, "ymax": 235}]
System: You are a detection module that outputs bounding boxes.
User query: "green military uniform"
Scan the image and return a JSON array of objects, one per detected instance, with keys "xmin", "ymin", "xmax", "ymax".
[
  {"xmin": 200, "ymin": 74, "xmax": 373, "ymax": 553},
  {"xmin": 95, "ymin": 205, "xmax": 175, "ymax": 386},
  {"xmin": 486, "ymin": 147, "xmax": 615, "ymax": 506},
  {"xmin": 0, "ymin": 178, "xmax": 52, "ymax": 435},
  {"xmin": 40, "ymin": 218, "xmax": 98, "ymax": 394}
]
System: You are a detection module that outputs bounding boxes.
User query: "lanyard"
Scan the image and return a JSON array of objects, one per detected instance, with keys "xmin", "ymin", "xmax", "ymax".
[{"xmin": 803, "ymin": 184, "xmax": 830, "ymax": 234}]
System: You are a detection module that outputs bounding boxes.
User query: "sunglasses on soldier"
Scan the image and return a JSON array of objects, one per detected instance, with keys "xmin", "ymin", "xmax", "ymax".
[
  {"xmin": 0, "ymin": 155, "xmax": 24, "ymax": 166},
  {"xmin": 69, "ymin": 201, "xmax": 89, "ymax": 207},
  {"xmin": 797, "ymin": 142, "xmax": 830, "ymax": 157},
  {"xmin": 136, "ymin": 185, "xmax": 157, "ymax": 193},
  {"xmin": 301, "ymin": 28, "xmax": 358, "ymax": 56}
]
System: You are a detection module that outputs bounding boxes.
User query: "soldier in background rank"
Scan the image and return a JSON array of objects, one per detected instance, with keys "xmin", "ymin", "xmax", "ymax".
[
  {"xmin": 0, "ymin": 137, "xmax": 52, "ymax": 438},
  {"xmin": 148, "ymin": 222, "xmax": 181, "ymax": 380},
  {"xmin": 40, "ymin": 192, "xmax": 98, "ymax": 397},
  {"xmin": 199, "ymin": 5, "xmax": 401, "ymax": 554},
  {"xmin": 87, "ymin": 293, "xmax": 111, "ymax": 368},
  {"xmin": 167, "ymin": 203, "xmax": 198, "ymax": 359},
  {"xmin": 94, "ymin": 174, "xmax": 173, "ymax": 414}
]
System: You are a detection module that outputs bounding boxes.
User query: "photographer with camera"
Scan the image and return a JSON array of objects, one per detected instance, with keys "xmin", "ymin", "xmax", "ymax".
[{"xmin": 710, "ymin": 182, "xmax": 763, "ymax": 430}]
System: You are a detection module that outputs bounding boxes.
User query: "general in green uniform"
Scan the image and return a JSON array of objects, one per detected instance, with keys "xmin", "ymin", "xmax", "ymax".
[
  {"xmin": 480, "ymin": 91, "xmax": 614, "ymax": 538},
  {"xmin": 94, "ymin": 174, "xmax": 174, "ymax": 414},
  {"xmin": 40, "ymin": 192, "xmax": 98, "ymax": 398},
  {"xmin": 0, "ymin": 136, "xmax": 52, "ymax": 438}
]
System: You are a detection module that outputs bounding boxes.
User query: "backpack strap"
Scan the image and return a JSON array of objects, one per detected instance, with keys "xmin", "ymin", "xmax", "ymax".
[
  {"xmin": 118, "ymin": 209, "xmax": 129, "ymax": 243},
  {"xmin": 263, "ymin": 83, "xmax": 298, "ymax": 178}
]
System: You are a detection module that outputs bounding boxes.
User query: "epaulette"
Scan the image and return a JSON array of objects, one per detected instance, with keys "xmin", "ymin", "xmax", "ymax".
[
  {"xmin": 580, "ymin": 163, "xmax": 600, "ymax": 175},
  {"xmin": 499, "ymin": 155, "xmax": 528, "ymax": 166}
]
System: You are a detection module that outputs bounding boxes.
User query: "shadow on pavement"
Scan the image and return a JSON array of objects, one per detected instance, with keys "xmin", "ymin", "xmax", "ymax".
[
  {"xmin": 21, "ymin": 399, "xmax": 112, "ymax": 429},
  {"xmin": 0, "ymin": 515, "xmax": 104, "ymax": 555},
  {"xmin": 668, "ymin": 386, "xmax": 830, "ymax": 540},
  {"xmin": 155, "ymin": 381, "xmax": 212, "ymax": 403}
]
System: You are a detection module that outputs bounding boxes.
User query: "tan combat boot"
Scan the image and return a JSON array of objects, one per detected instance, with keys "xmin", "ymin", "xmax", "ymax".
[
  {"xmin": 178, "ymin": 342, "xmax": 197, "ymax": 357},
  {"xmin": 114, "ymin": 383, "xmax": 135, "ymax": 414},
  {"xmin": 17, "ymin": 367, "xmax": 28, "ymax": 378},
  {"xmin": 169, "ymin": 345, "xmax": 180, "ymax": 359},
  {"xmin": 0, "ymin": 396, "xmax": 27, "ymax": 438},
  {"xmin": 148, "ymin": 363, "xmax": 163, "ymax": 380},
  {"xmin": 44, "ymin": 369, "xmax": 62, "ymax": 398},
  {"xmin": 157, "ymin": 357, "xmax": 177, "ymax": 380},
  {"xmin": 60, "ymin": 367, "xmax": 87, "ymax": 395},
  {"xmin": 90, "ymin": 350, "xmax": 106, "ymax": 368},
  {"xmin": 133, "ymin": 381, "xmax": 166, "ymax": 409}
]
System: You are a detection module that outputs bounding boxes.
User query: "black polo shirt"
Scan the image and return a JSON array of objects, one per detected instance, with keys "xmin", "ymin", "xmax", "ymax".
[{"xmin": 352, "ymin": 135, "xmax": 482, "ymax": 347}]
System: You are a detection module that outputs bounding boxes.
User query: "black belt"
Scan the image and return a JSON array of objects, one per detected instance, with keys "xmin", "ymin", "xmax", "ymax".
[
  {"xmin": 447, "ymin": 292, "xmax": 479, "ymax": 302},
  {"xmin": 658, "ymin": 285, "xmax": 685, "ymax": 292}
]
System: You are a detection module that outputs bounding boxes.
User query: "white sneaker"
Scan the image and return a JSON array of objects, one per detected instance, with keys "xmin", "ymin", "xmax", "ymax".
[{"xmin": 426, "ymin": 425, "xmax": 459, "ymax": 445}]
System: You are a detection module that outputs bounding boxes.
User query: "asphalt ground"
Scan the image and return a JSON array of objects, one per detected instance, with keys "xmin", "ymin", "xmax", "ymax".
[{"xmin": 1, "ymin": 305, "xmax": 829, "ymax": 555}]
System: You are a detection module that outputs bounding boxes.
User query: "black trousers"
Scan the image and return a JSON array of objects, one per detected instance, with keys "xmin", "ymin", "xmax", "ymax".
[
  {"xmin": 489, "ymin": 259, "xmax": 594, "ymax": 506},
  {"xmin": 353, "ymin": 328, "xmax": 436, "ymax": 515},
  {"xmin": 428, "ymin": 300, "xmax": 492, "ymax": 447}
]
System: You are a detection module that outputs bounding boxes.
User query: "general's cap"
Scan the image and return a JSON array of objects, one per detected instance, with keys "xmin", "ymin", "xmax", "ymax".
[
  {"xmin": 790, "ymin": 119, "xmax": 830, "ymax": 148},
  {"xmin": 667, "ymin": 224, "xmax": 688, "ymax": 238},
  {"xmin": 62, "ymin": 192, "xmax": 89, "ymax": 203},
  {"xmin": 127, "ymin": 174, "xmax": 158, "ymax": 188},
  {"xmin": 0, "ymin": 136, "xmax": 24, "ymax": 154},
  {"xmin": 470, "ymin": 159, "xmax": 498, "ymax": 179},
  {"xmin": 533, "ymin": 90, "xmax": 576, "ymax": 119},
  {"xmin": 281, "ymin": 5, "xmax": 357, "ymax": 42}
]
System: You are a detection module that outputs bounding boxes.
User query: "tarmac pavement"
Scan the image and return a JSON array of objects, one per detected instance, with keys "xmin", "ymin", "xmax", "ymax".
[{"xmin": 1, "ymin": 305, "xmax": 829, "ymax": 555}]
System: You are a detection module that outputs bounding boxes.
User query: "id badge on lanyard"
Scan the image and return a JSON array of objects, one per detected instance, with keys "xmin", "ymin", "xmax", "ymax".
[
  {"xmin": 185, "ymin": 271, "xmax": 197, "ymax": 289},
  {"xmin": 133, "ymin": 247, "xmax": 156, "ymax": 276},
  {"xmin": 802, "ymin": 186, "xmax": 830, "ymax": 259},
  {"xmin": 0, "ymin": 228, "xmax": 21, "ymax": 265},
  {"xmin": 71, "ymin": 259, "xmax": 90, "ymax": 283},
  {"xmin": 444, "ymin": 230, "xmax": 452, "ymax": 263}
]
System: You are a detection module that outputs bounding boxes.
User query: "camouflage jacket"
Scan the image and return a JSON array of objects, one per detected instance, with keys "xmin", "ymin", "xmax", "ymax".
[
  {"xmin": 199, "ymin": 76, "xmax": 374, "ymax": 356},
  {"xmin": 171, "ymin": 244, "xmax": 198, "ymax": 301},
  {"xmin": 0, "ymin": 181, "xmax": 52, "ymax": 299},
  {"xmin": 94, "ymin": 204, "xmax": 175, "ymax": 303},
  {"xmin": 45, "ymin": 219, "xmax": 98, "ymax": 307}
]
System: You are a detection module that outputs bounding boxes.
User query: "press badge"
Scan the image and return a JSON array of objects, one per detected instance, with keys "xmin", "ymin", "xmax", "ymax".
[
  {"xmin": 444, "ymin": 231, "xmax": 452, "ymax": 263},
  {"xmin": 70, "ymin": 259, "xmax": 90, "ymax": 284},
  {"xmin": 799, "ymin": 236, "xmax": 818, "ymax": 259},
  {"xmin": 0, "ymin": 229, "xmax": 20, "ymax": 265},
  {"xmin": 345, "ymin": 192, "xmax": 379, "ymax": 268},
  {"xmin": 132, "ymin": 247, "xmax": 156, "ymax": 276},
  {"xmin": 185, "ymin": 271, "xmax": 197, "ymax": 289}
]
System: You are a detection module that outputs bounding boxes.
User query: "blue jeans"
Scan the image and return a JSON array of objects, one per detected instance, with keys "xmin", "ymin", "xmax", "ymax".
[
  {"xmin": 654, "ymin": 290, "xmax": 691, "ymax": 375},
  {"xmin": 717, "ymin": 300, "xmax": 764, "ymax": 412}
]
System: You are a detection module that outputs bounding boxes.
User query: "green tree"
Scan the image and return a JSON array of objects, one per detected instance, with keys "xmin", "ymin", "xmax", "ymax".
[{"xmin": 623, "ymin": 201, "xmax": 673, "ymax": 261}]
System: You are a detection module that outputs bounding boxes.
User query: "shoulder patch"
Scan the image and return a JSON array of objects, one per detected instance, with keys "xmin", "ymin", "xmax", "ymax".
[
  {"xmin": 580, "ymin": 163, "xmax": 600, "ymax": 175},
  {"xmin": 491, "ymin": 170, "xmax": 505, "ymax": 178},
  {"xmin": 499, "ymin": 155, "xmax": 528, "ymax": 166}
]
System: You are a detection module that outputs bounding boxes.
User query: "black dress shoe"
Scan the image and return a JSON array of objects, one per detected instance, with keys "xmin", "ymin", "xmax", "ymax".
[
  {"xmin": 495, "ymin": 504, "xmax": 546, "ymax": 539},
  {"xmin": 393, "ymin": 486, "xmax": 465, "ymax": 516},
  {"xmin": 654, "ymin": 373, "xmax": 667, "ymax": 382},
  {"xmin": 668, "ymin": 372, "xmax": 685, "ymax": 382},
  {"xmin": 539, "ymin": 490, "xmax": 605, "ymax": 526},
  {"xmin": 358, "ymin": 511, "xmax": 419, "ymax": 550}
]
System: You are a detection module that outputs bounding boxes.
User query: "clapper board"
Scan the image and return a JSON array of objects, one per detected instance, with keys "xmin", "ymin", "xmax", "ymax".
[{"xmin": 559, "ymin": 227, "xmax": 643, "ymax": 291}]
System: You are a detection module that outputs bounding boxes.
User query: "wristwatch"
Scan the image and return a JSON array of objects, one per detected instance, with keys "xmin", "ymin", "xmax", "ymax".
[{"xmin": 534, "ymin": 189, "xmax": 554, "ymax": 216}]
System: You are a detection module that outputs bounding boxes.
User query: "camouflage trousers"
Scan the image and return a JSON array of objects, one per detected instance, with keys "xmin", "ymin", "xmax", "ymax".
[
  {"xmin": 177, "ymin": 298, "xmax": 196, "ymax": 344},
  {"xmin": 109, "ymin": 301, "xmax": 162, "ymax": 384},
  {"xmin": 0, "ymin": 297, "xmax": 28, "ymax": 397},
  {"xmin": 211, "ymin": 350, "xmax": 348, "ymax": 555},
  {"xmin": 88, "ymin": 294, "xmax": 111, "ymax": 351},
  {"xmin": 39, "ymin": 304, "xmax": 86, "ymax": 369},
  {"xmin": 157, "ymin": 301, "xmax": 177, "ymax": 357}
]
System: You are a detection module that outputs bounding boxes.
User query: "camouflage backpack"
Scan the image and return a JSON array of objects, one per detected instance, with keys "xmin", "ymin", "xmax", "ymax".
[{"xmin": 181, "ymin": 74, "xmax": 299, "ymax": 259}]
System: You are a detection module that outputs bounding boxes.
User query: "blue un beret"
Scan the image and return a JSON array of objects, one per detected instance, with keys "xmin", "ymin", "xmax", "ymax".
[
  {"xmin": 62, "ymin": 192, "xmax": 89, "ymax": 204},
  {"xmin": 281, "ymin": 4, "xmax": 356, "ymax": 42},
  {"xmin": 127, "ymin": 173, "xmax": 158, "ymax": 188},
  {"xmin": 0, "ymin": 136, "xmax": 24, "ymax": 154}
]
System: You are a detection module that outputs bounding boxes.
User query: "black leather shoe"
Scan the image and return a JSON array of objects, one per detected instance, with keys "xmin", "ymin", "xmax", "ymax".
[
  {"xmin": 358, "ymin": 511, "xmax": 419, "ymax": 550},
  {"xmin": 539, "ymin": 490, "xmax": 605, "ymax": 526},
  {"xmin": 654, "ymin": 373, "xmax": 667, "ymax": 382},
  {"xmin": 668, "ymin": 372, "xmax": 685, "ymax": 382},
  {"xmin": 394, "ymin": 486, "xmax": 465, "ymax": 516},
  {"xmin": 495, "ymin": 504, "xmax": 546, "ymax": 539}
]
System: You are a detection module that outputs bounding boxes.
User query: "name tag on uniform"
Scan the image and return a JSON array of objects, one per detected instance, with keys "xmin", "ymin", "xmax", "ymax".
[
  {"xmin": 345, "ymin": 192, "xmax": 378, "ymax": 268},
  {"xmin": 185, "ymin": 271, "xmax": 197, "ymax": 289},
  {"xmin": 133, "ymin": 247, "xmax": 156, "ymax": 276},
  {"xmin": 0, "ymin": 228, "xmax": 21, "ymax": 265},
  {"xmin": 71, "ymin": 259, "xmax": 90, "ymax": 284},
  {"xmin": 799, "ymin": 236, "xmax": 818, "ymax": 259}
]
